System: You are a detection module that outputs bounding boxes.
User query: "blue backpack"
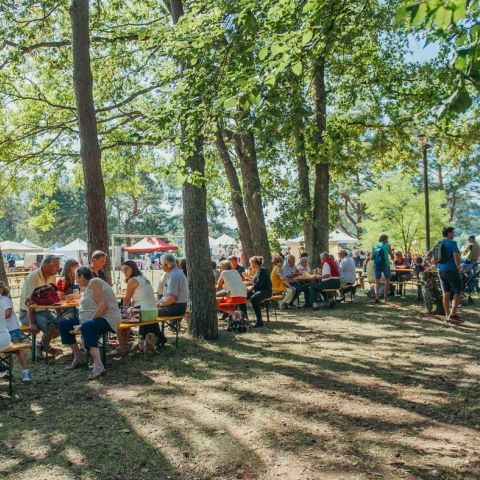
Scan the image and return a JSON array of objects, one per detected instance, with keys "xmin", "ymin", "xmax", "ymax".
[{"xmin": 373, "ymin": 243, "xmax": 387, "ymax": 267}]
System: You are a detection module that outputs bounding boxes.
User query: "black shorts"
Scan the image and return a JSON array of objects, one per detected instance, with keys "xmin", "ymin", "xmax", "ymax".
[{"xmin": 438, "ymin": 271, "xmax": 463, "ymax": 295}]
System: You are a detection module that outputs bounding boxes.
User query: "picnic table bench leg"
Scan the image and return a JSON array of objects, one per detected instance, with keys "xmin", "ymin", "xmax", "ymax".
[
  {"xmin": 31, "ymin": 333, "xmax": 36, "ymax": 363},
  {"xmin": 265, "ymin": 302, "xmax": 270, "ymax": 323},
  {"xmin": 101, "ymin": 332, "xmax": 107, "ymax": 367},
  {"xmin": 7, "ymin": 354, "xmax": 13, "ymax": 397},
  {"xmin": 175, "ymin": 320, "xmax": 179, "ymax": 348},
  {"xmin": 161, "ymin": 322, "xmax": 166, "ymax": 347}
]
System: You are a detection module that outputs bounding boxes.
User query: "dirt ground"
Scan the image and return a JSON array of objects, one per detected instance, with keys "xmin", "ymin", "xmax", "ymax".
[{"xmin": 1, "ymin": 293, "xmax": 479, "ymax": 480}]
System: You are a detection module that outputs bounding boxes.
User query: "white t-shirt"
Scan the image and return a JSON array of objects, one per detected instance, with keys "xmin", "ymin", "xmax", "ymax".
[
  {"xmin": 340, "ymin": 256, "xmax": 356, "ymax": 285},
  {"xmin": 321, "ymin": 263, "xmax": 331, "ymax": 276},
  {"xmin": 1, "ymin": 296, "xmax": 20, "ymax": 332},
  {"xmin": 219, "ymin": 270, "xmax": 247, "ymax": 298}
]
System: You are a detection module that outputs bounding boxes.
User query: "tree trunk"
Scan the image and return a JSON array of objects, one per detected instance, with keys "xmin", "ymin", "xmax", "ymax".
[
  {"xmin": 70, "ymin": 0, "xmax": 110, "ymax": 282},
  {"xmin": 168, "ymin": 0, "xmax": 218, "ymax": 339},
  {"xmin": 0, "ymin": 247, "xmax": 9, "ymax": 287},
  {"xmin": 234, "ymin": 130, "xmax": 271, "ymax": 269},
  {"xmin": 215, "ymin": 128, "xmax": 255, "ymax": 261},
  {"xmin": 294, "ymin": 127, "xmax": 313, "ymax": 257},
  {"xmin": 312, "ymin": 58, "xmax": 329, "ymax": 267}
]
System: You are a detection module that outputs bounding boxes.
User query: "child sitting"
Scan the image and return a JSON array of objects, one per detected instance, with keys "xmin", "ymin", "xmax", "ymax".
[{"xmin": 0, "ymin": 283, "xmax": 31, "ymax": 383}]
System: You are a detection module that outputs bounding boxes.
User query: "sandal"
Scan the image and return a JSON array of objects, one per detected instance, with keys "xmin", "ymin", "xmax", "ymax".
[
  {"xmin": 66, "ymin": 355, "xmax": 86, "ymax": 370},
  {"xmin": 88, "ymin": 366, "xmax": 105, "ymax": 380},
  {"xmin": 109, "ymin": 347, "xmax": 129, "ymax": 357}
]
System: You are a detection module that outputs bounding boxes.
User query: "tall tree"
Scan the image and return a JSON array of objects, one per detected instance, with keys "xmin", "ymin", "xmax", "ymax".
[
  {"xmin": 312, "ymin": 57, "xmax": 329, "ymax": 263},
  {"xmin": 215, "ymin": 128, "xmax": 255, "ymax": 261},
  {"xmin": 0, "ymin": 247, "xmax": 8, "ymax": 287},
  {"xmin": 69, "ymin": 0, "xmax": 110, "ymax": 277},
  {"xmin": 165, "ymin": 0, "xmax": 218, "ymax": 340}
]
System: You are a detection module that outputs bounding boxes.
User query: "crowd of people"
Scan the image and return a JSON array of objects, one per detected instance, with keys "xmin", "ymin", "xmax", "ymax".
[
  {"xmin": 0, "ymin": 251, "xmax": 188, "ymax": 381},
  {"xmin": 364, "ymin": 228, "xmax": 479, "ymax": 324},
  {"xmin": 1, "ymin": 227, "xmax": 478, "ymax": 385}
]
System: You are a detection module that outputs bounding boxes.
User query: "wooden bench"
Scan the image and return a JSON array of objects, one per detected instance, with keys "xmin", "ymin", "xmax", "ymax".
[
  {"xmin": 321, "ymin": 289, "xmax": 339, "ymax": 308},
  {"xmin": 119, "ymin": 316, "xmax": 183, "ymax": 348},
  {"xmin": 0, "ymin": 343, "xmax": 31, "ymax": 397},
  {"xmin": 264, "ymin": 294, "xmax": 285, "ymax": 322}
]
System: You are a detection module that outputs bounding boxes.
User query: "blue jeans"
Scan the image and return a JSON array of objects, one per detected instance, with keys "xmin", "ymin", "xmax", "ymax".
[
  {"xmin": 58, "ymin": 318, "xmax": 80, "ymax": 345},
  {"xmin": 59, "ymin": 317, "xmax": 113, "ymax": 350}
]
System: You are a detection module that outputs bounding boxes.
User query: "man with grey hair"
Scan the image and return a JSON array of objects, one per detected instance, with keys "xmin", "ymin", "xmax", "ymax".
[
  {"xmin": 19, "ymin": 254, "xmax": 62, "ymax": 353},
  {"xmin": 142, "ymin": 254, "xmax": 189, "ymax": 347}
]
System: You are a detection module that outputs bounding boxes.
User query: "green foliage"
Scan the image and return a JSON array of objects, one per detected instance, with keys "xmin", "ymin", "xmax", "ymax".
[
  {"xmin": 360, "ymin": 177, "xmax": 449, "ymax": 253},
  {"xmin": 399, "ymin": 0, "xmax": 480, "ymax": 115}
]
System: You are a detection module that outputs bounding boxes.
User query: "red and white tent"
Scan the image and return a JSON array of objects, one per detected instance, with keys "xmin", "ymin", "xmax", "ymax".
[{"xmin": 124, "ymin": 237, "xmax": 178, "ymax": 253}]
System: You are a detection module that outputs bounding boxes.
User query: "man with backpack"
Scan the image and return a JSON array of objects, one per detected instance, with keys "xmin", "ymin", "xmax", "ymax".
[
  {"xmin": 373, "ymin": 234, "xmax": 393, "ymax": 303},
  {"xmin": 434, "ymin": 226, "xmax": 463, "ymax": 324}
]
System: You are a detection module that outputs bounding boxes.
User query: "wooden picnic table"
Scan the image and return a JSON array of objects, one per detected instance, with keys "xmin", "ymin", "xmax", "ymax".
[
  {"xmin": 29, "ymin": 301, "xmax": 79, "ymax": 311},
  {"xmin": 6, "ymin": 271, "xmax": 30, "ymax": 277}
]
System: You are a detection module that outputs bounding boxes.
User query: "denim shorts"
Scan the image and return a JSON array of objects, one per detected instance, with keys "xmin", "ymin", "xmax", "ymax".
[
  {"xmin": 374, "ymin": 263, "xmax": 391, "ymax": 280},
  {"xmin": 438, "ymin": 270, "xmax": 463, "ymax": 295},
  {"xmin": 9, "ymin": 329, "xmax": 24, "ymax": 343},
  {"xmin": 20, "ymin": 309, "xmax": 59, "ymax": 334}
]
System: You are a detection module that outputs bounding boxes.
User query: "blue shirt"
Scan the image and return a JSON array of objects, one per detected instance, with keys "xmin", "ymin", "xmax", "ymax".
[{"xmin": 437, "ymin": 239, "xmax": 460, "ymax": 272}]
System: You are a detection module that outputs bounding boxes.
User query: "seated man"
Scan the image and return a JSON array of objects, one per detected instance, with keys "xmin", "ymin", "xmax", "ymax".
[
  {"xmin": 391, "ymin": 251, "xmax": 412, "ymax": 295},
  {"xmin": 228, "ymin": 255, "xmax": 246, "ymax": 278},
  {"xmin": 296, "ymin": 255, "xmax": 311, "ymax": 275},
  {"xmin": 19, "ymin": 255, "xmax": 62, "ymax": 355},
  {"xmin": 157, "ymin": 253, "xmax": 189, "ymax": 318},
  {"xmin": 282, "ymin": 255, "xmax": 311, "ymax": 307},
  {"xmin": 271, "ymin": 255, "xmax": 296, "ymax": 310},
  {"xmin": 308, "ymin": 252, "xmax": 341, "ymax": 308},
  {"xmin": 139, "ymin": 254, "xmax": 188, "ymax": 347},
  {"xmin": 338, "ymin": 250, "xmax": 356, "ymax": 299},
  {"xmin": 90, "ymin": 250, "xmax": 109, "ymax": 283}
]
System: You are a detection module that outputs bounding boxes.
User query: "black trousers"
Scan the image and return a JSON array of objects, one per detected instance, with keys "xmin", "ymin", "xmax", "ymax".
[
  {"xmin": 248, "ymin": 290, "xmax": 271, "ymax": 325},
  {"xmin": 139, "ymin": 303, "xmax": 187, "ymax": 344}
]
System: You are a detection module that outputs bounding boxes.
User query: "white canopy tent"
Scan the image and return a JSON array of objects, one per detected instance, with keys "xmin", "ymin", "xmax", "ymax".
[
  {"xmin": 21, "ymin": 238, "xmax": 44, "ymax": 250},
  {"xmin": 211, "ymin": 234, "xmax": 237, "ymax": 246},
  {"xmin": 56, "ymin": 238, "xmax": 89, "ymax": 264},
  {"xmin": 0, "ymin": 240, "xmax": 42, "ymax": 254},
  {"xmin": 210, "ymin": 234, "xmax": 239, "ymax": 259},
  {"xmin": 286, "ymin": 230, "xmax": 358, "ymax": 258}
]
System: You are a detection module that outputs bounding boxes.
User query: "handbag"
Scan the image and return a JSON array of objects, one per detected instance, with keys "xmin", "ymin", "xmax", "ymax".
[
  {"xmin": 31, "ymin": 284, "xmax": 61, "ymax": 306},
  {"xmin": 121, "ymin": 305, "xmax": 140, "ymax": 322}
]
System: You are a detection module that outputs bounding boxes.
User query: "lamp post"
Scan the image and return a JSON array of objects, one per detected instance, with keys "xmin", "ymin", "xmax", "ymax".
[{"xmin": 417, "ymin": 134, "xmax": 431, "ymax": 252}]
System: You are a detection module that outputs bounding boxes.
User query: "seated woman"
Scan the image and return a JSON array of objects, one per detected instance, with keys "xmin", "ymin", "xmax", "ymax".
[
  {"xmin": 391, "ymin": 251, "xmax": 412, "ymax": 295},
  {"xmin": 114, "ymin": 260, "xmax": 160, "ymax": 355},
  {"xmin": 270, "ymin": 255, "xmax": 296, "ymax": 310},
  {"xmin": 0, "ymin": 283, "xmax": 31, "ymax": 383},
  {"xmin": 56, "ymin": 259, "xmax": 80, "ymax": 321},
  {"xmin": 308, "ymin": 252, "xmax": 341, "ymax": 308},
  {"xmin": 58, "ymin": 267, "xmax": 121, "ymax": 379},
  {"xmin": 246, "ymin": 256, "xmax": 272, "ymax": 328},
  {"xmin": 216, "ymin": 260, "xmax": 247, "ymax": 315}
]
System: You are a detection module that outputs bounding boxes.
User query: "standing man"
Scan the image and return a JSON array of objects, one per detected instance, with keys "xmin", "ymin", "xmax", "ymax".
[
  {"xmin": 373, "ymin": 234, "xmax": 393, "ymax": 304},
  {"xmin": 462, "ymin": 235, "xmax": 480, "ymax": 263},
  {"xmin": 90, "ymin": 250, "xmax": 109, "ymax": 283},
  {"xmin": 435, "ymin": 226, "xmax": 463, "ymax": 324}
]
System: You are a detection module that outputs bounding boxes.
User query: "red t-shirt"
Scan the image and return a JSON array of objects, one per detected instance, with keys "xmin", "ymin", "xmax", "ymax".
[{"xmin": 56, "ymin": 277, "xmax": 71, "ymax": 293}]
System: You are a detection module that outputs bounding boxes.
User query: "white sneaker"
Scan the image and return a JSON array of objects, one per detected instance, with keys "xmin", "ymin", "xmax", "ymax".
[
  {"xmin": 312, "ymin": 302, "xmax": 319, "ymax": 309},
  {"xmin": 22, "ymin": 371, "xmax": 31, "ymax": 384}
]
